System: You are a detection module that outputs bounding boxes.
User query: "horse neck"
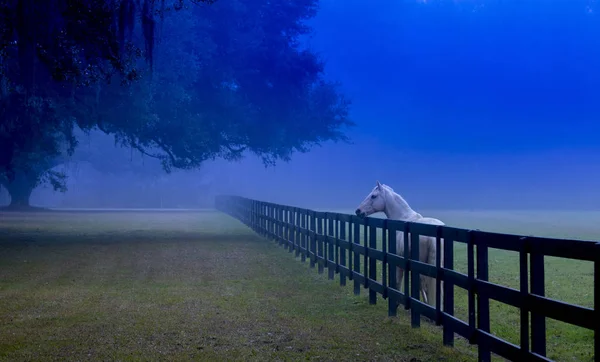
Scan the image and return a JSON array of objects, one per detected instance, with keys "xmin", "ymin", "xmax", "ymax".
[{"xmin": 384, "ymin": 192, "xmax": 421, "ymax": 221}]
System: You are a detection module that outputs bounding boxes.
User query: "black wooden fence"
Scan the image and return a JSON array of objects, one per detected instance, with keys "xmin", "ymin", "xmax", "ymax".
[{"xmin": 215, "ymin": 194, "xmax": 599, "ymax": 362}]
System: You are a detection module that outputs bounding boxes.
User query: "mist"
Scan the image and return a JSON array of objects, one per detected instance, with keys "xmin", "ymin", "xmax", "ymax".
[{"xmin": 4, "ymin": 0, "xmax": 599, "ymax": 212}]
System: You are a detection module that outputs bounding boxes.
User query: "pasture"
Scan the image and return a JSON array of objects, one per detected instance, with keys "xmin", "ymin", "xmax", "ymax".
[
  {"xmin": 323, "ymin": 208, "xmax": 597, "ymax": 361},
  {"xmin": 0, "ymin": 210, "xmax": 474, "ymax": 361}
]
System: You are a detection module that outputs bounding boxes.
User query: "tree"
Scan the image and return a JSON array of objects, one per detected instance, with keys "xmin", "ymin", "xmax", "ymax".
[
  {"xmin": 1, "ymin": 0, "xmax": 354, "ymax": 208},
  {"xmin": 0, "ymin": 0, "xmax": 183, "ymax": 177},
  {"xmin": 92, "ymin": 0, "xmax": 353, "ymax": 170},
  {"xmin": 0, "ymin": 0, "xmax": 215, "ymax": 208}
]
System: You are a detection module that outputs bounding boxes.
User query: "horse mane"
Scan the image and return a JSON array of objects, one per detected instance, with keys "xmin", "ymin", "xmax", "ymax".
[
  {"xmin": 381, "ymin": 184, "xmax": 405, "ymax": 205},
  {"xmin": 381, "ymin": 184, "xmax": 397, "ymax": 198},
  {"xmin": 382, "ymin": 183, "xmax": 423, "ymax": 219}
]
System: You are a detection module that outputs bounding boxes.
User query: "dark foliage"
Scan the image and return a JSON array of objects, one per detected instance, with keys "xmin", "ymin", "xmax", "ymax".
[
  {"xmin": 91, "ymin": 0, "xmax": 353, "ymax": 170},
  {"xmin": 0, "ymin": 0, "xmax": 353, "ymax": 207},
  {"xmin": 0, "ymin": 0, "xmax": 214, "ymax": 184}
]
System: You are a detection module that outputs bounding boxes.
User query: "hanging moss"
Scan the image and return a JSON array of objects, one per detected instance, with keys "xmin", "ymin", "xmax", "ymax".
[
  {"xmin": 0, "ymin": 0, "xmax": 214, "ymax": 86},
  {"xmin": 141, "ymin": 0, "xmax": 155, "ymax": 70},
  {"xmin": 118, "ymin": 0, "xmax": 136, "ymax": 55}
]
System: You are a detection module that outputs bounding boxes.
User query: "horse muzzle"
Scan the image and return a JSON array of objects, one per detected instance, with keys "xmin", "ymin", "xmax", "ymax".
[{"xmin": 355, "ymin": 208, "xmax": 366, "ymax": 218}]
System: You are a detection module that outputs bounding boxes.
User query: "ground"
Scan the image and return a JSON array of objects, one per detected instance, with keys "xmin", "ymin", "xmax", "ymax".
[{"xmin": 0, "ymin": 210, "xmax": 476, "ymax": 361}]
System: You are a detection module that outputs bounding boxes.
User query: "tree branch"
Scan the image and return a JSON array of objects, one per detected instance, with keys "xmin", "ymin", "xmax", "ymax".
[
  {"xmin": 130, "ymin": 143, "xmax": 164, "ymax": 160},
  {"xmin": 153, "ymin": 138, "xmax": 179, "ymax": 166},
  {"xmin": 225, "ymin": 144, "xmax": 247, "ymax": 154}
]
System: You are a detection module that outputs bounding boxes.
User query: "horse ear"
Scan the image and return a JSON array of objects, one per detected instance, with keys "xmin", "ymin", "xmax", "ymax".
[{"xmin": 376, "ymin": 180, "xmax": 382, "ymax": 190}]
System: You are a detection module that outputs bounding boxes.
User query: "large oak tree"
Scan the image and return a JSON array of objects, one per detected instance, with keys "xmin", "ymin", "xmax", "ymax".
[
  {"xmin": 0, "ymin": 0, "xmax": 353, "ymax": 208},
  {"xmin": 0, "ymin": 0, "xmax": 213, "ymax": 206}
]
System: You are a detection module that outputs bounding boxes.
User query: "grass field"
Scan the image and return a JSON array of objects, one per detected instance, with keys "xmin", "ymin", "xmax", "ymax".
[
  {"xmin": 0, "ymin": 210, "xmax": 477, "ymax": 361},
  {"xmin": 320, "ymin": 209, "xmax": 597, "ymax": 362}
]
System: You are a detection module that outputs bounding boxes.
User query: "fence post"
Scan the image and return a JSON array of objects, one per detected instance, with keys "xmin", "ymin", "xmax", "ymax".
[
  {"xmin": 530, "ymin": 248, "xmax": 546, "ymax": 357},
  {"xmin": 266, "ymin": 205, "xmax": 272, "ymax": 240},
  {"xmin": 410, "ymin": 224, "xmax": 420, "ymax": 328},
  {"xmin": 249, "ymin": 200, "xmax": 254, "ymax": 231},
  {"xmin": 270, "ymin": 205, "xmax": 275, "ymax": 241},
  {"xmin": 368, "ymin": 218, "xmax": 377, "ymax": 305},
  {"xmin": 290, "ymin": 209, "xmax": 297, "ymax": 257},
  {"xmin": 403, "ymin": 222, "xmax": 410, "ymax": 310},
  {"xmin": 300, "ymin": 211, "xmax": 307, "ymax": 262},
  {"xmin": 287, "ymin": 209, "xmax": 293, "ymax": 253},
  {"xmin": 381, "ymin": 219, "xmax": 388, "ymax": 301},
  {"xmin": 348, "ymin": 219, "xmax": 354, "ymax": 282},
  {"xmin": 310, "ymin": 212, "xmax": 317, "ymax": 268},
  {"xmin": 388, "ymin": 221, "xmax": 398, "ymax": 317},
  {"xmin": 288, "ymin": 209, "xmax": 292, "ymax": 251},
  {"xmin": 340, "ymin": 219, "xmax": 347, "ymax": 287},
  {"xmin": 334, "ymin": 216, "xmax": 340, "ymax": 276},
  {"xmin": 292, "ymin": 209, "xmax": 299, "ymax": 258},
  {"xmin": 265, "ymin": 204, "xmax": 269, "ymax": 239},
  {"xmin": 270, "ymin": 205, "xmax": 275, "ymax": 242},
  {"xmin": 467, "ymin": 230, "xmax": 476, "ymax": 345},
  {"xmin": 519, "ymin": 237, "xmax": 530, "ymax": 359},
  {"xmin": 280, "ymin": 207, "xmax": 285, "ymax": 247},
  {"xmin": 280, "ymin": 207, "xmax": 286, "ymax": 249},
  {"xmin": 257, "ymin": 202, "xmax": 262, "ymax": 236},
  {"xmin": 435, "ymin": 225, "xmax": 443, "ymax": 326},
  {"xmin": 267, "ymin": 205, "xmax": 273, "ymax": 240},
  {"xmin": 277, "ymin": 207, "xmax": 282, "ymax": 247},
  {"xmin": 328, "ymin": 215, "xmax": 335, "ymax": 280},
  {"xmin": 476, "ymin": 232, "xmax": 491, "ymax": 362},
  {"xmin": 443, "ymin": 232, "xmax": 455, "ymax": 347},
  {"xmin": 594, "ymin": 243, "xmax": 600, "ymax": 362},
  {"xmin": 262, "ymin": 203, "xmax": 267, "ymax": 237},
  {"xmin": 254, "ymin": 200, "xmax": 259, "ymax": 233},
  {"xmin": 363, "ymin": 221, "xmax": 369, "ymax": 290},
  {"xmin": 317, "ymin": 214, "xmax": 324, "ymax": 274},
  {"xmin": 353, "ymin": 219, "xmax": 361, "ymax": 296}
]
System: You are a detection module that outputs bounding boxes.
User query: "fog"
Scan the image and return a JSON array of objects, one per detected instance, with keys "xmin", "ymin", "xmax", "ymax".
[{"xmin": 3, "ymin": 0, "xmax": 599, "ymax": 212}]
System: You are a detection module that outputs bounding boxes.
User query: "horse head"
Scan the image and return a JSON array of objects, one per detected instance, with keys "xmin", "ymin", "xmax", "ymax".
[{"xmin": 355, "ymin": 180, "xmax": 389, "ymax": 218}]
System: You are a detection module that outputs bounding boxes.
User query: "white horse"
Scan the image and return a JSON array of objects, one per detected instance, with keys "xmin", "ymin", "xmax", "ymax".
[{"xmin": 355, "ymin": 181, "xmax": 444, "ymax": 309}]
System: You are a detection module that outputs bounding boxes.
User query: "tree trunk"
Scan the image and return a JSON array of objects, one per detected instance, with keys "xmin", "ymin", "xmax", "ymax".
[
  {"xmin": 1, "ymin": 172, "xmax": 37, "ymax": 209},
  {"xmin": 7, "ymin": 182, "xmax": 34, "ymax": 208}
]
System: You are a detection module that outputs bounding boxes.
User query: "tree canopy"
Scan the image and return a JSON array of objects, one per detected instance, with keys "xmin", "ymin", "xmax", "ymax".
[
  {"xmin": 0, "ymin": 0, "xmax": 214, "ymax": 181},
  {"xmin": 0, "ymin": 0, "xmax": 353, "ymax": 208}
]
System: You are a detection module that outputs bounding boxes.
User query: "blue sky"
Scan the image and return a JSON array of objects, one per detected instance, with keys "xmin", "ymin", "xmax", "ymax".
[
  {"xmin": 309, "ymin": 0, "xmax": 600, "ymax": 152},
  {"xmin": 220, "ymin": 0, "xmax": 600, "ymax": 211}
]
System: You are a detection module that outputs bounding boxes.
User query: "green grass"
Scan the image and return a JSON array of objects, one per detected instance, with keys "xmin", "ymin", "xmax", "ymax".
[
  {"xmin": 311, "ymin": 209, "xmax": 597, "ymax": 362},
  {"xmin": 0, "ymin": 210, "xmax": 476, "ymax": 361}
]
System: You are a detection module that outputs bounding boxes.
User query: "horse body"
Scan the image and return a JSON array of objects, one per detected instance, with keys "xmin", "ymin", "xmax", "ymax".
[{"xmin": 355, "ymin": 181, "xmax": 444, "ymax": 308}]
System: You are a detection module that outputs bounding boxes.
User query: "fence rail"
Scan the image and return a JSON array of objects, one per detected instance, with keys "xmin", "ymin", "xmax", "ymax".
[{"xmin": 215, "ymin": 194, "xmax": 599, "ymax": 362}]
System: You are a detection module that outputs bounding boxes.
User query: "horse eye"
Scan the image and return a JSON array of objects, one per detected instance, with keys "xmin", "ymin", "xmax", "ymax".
[{"xmin": 371, "ymin": 194, "xmax": 377, "ymax": 199}]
